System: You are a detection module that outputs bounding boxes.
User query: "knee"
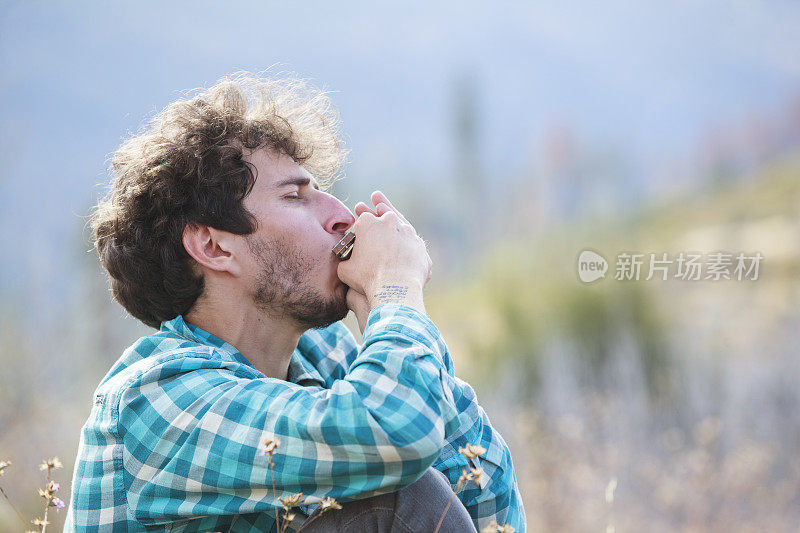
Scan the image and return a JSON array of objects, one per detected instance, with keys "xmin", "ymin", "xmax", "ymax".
[
  {"xmin": 300, "ymin": 469, "xmax": 476, "ymax": 533},
  {"xmin": 395, "ymin": 467, "xmax": 476, "ymax": 532},
  {"xmin": 407, "ymin": 467, "xmax": 456, "ymax": 503}
]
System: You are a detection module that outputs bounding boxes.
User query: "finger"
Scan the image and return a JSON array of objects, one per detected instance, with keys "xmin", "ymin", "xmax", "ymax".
[
  {"xmin": 345, "ymin": 288, "xmax": 359, "ymax": 310},
  {"xmin": 371, "ymin": 191, "xmax": 402, "ymax": 217},
  {"xmin": 354, "ymin": 202, "xmax": 377, "ymax": 217},
  {"xmin": 371, "ymin": 190, "xmax": 410, "ymax": 225},
  {"xmin": 347, "ymin": 292, "xmax": 369, "ymax": 334},
  {"xmin": 337, "ymin": 261, "xmax": 357, "ymax": 289},
  {"xmin": 347, "ymin": 287, "xmax": 369, "ymax": 310},
  {"xmin": 375, "ymin": 202, "xmax": 392, "ymax": 216}
]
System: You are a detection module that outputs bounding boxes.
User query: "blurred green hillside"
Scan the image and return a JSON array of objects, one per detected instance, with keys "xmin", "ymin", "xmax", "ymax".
[
  {"xmin": 428, "ymin": 151, "xmax": 800, "ymax": 392},
  {"xmin": 420, "ymin": 153, "xmax": 800, "ymax": 530}
]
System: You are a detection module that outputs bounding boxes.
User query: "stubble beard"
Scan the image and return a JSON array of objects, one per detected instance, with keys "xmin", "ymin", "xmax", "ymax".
[{"xmin": 246, "ymin": 234, "xmax": 349, "ymax": 330}]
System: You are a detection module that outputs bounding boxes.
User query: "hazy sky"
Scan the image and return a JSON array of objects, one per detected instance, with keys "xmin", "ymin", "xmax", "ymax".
[{"xmin": 1, "ymin": 0, "xmax": 798, "ymax": 299}]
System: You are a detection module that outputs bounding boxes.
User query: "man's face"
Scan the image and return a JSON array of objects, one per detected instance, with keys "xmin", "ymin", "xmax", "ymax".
[{"xmin": 237, "ymin": 147, "xmax": 355, "ymax": 329}]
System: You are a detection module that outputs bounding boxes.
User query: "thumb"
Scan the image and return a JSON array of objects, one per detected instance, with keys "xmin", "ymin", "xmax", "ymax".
[{"xmin": 346, "ymin": 287, "xmax": 371, "ymax": 334}]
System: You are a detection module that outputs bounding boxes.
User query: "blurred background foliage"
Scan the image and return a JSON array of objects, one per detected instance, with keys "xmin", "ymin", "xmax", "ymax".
[{"xmin": 2, "ymin": 1, "xmax": 800, "ymax": 531}]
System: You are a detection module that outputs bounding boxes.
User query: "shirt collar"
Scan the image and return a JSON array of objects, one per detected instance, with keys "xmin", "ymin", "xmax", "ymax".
[{"xmin": 160, "ymin": 315, "xmax": 326, "ymax": 387}]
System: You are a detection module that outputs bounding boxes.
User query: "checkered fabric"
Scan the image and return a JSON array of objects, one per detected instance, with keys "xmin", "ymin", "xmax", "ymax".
[{"xmin": 64, "ymin": 303, "xmax": 526, "ymax": 531}]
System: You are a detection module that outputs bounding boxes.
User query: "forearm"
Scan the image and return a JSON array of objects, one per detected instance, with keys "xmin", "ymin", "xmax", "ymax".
[
  {"xmin": 397, "ymin": 321, "xmax": 526, "ymax": 531},
  {"xmin": 432, "ymin": 380, "xmax": 527, "ymax": 531},
  {"xmin": 367, "ymin": 281, "xmax": 426, "ymax": 316},
  {"xmin": 300, "ymin": 304, "xmax": 525, "ymax": 529}
]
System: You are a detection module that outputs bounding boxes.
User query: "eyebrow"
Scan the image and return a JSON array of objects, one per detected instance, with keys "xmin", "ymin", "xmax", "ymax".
[{"xmin": 273, "ymin": 176, "xmax": 320, "ymax": 191}]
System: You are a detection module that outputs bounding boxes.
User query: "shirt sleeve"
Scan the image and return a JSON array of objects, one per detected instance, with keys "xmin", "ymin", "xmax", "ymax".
[
  {"xmin": 118, "ymin": 303, "xmax": 461, "ymax": 527},
  {"xmin": 301, "ymin": 305, "xmax": 527, "ymax": 531},
  {"xmin": 433, "ymin": 375, "xmax": 528, "ymax": 532},
  {"xmin": 369, "ymin": 306, "xmax": 527, "ymax": 531},
  {"xmin": 294, "ymin": 317, "xmax": 361, "ymax": 386}
]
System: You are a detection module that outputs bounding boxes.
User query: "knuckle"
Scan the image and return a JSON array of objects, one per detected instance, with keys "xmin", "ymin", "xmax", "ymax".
[{"xmin": 353, "ymin": 213, "xmax": 374, "ymax": 231}]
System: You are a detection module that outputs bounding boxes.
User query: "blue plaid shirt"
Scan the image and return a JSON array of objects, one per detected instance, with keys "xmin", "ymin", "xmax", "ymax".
[{"xmin": 65, "ymin": 303, "xmax": 525, "ymax": 532}]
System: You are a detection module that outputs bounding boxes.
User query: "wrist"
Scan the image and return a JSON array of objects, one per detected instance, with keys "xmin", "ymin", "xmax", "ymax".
[{"xmin": 366, "ymin": 280, "xmax": 425, "ymax": 313}]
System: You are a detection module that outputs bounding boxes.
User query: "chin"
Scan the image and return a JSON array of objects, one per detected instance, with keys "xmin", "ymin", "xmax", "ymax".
[
  {"xmin": 307, "ymin": 303, "xmax": 348, "ymax": 330},
  {"xmin": 294, "ymin": 288, "xmax": 349, "ymax": 330}
]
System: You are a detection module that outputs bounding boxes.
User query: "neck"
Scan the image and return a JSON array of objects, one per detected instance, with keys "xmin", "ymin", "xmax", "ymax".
[{"xmin": 184, "ymin": 293, "xmax": 304, "ymax": 381}]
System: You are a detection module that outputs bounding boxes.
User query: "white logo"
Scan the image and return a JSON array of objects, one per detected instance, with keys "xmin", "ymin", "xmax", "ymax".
[
  {"xmin": 577, "ymin": 249, "xmax": 762, "ymax": 283},
  {"xmin": 577, "ymin": 250, "xmax": 608, "ymax": 283}
]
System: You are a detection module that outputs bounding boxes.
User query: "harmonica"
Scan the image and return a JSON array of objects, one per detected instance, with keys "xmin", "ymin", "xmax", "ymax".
[{"xmin": 333, "ymin": 231, "xmax": 356, "ymax": 260}]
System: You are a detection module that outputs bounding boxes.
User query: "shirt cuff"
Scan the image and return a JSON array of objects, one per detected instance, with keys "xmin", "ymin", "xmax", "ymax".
[{"xmin": 362, "ymin": 304, "xmax": 452, "ymax": 371}]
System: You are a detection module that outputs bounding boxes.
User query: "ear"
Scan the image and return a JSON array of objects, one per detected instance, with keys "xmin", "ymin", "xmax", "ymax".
[{"xmin": 182, "ymin": 223, "xmax": 243, "ymax": 276}]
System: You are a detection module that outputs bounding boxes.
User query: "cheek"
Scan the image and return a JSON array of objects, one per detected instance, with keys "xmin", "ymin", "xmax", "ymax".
[
  {"xmin": 263, "ymin": 208, "xmax": 332, "ymax": 263},
  {"xmin": 281, "ymin": 220, "xmax": 331, "ymax": 254}
]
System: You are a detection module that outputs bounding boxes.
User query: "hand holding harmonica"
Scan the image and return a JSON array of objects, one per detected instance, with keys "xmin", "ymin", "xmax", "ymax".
[
  {"xmin": 333, "ymin": 192, "xmax": 413, "ymax": 260},
  {"xmin": 334, "ymin": 191, "xmax": 431, "ymax": 315}
]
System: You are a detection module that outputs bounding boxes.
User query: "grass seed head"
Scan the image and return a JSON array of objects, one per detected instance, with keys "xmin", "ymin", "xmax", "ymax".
[
  {"xmin": 279, "ymin": 492, "xmax": 305, "ymax": 510},
  {"xmin": 319, "ymin": 496, "xmax": 342, "ymax": 513},
  {"xmin": 39, "ymin": 457, "xmax": 62, "ymax": 472},
  {"xmin": 258, "ymin": 434, "xmax": 280, "ymax": 456},
  {"xmin": 459, "ymin": 443, "xmax": 487, "ymax": 460}
]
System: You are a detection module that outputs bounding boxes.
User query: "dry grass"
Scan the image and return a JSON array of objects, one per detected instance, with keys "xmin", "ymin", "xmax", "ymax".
[
  {"xmin": 0, "ymin": 457, "xmax": 65, "ymax": 533},
  {"xmin": 511, "ymin": 392, "xmax": 800, "ymax": 532}
]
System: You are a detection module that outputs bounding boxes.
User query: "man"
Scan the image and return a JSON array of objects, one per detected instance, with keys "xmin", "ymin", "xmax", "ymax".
[{"xmin": 65, "ymin": 71, "xmax": 525, "ymax": 532}]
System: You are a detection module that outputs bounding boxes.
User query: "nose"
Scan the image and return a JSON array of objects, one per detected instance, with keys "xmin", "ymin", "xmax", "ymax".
[{"xmin": 322, "ymin": 193, "xmax": 356, "ymax": 235}]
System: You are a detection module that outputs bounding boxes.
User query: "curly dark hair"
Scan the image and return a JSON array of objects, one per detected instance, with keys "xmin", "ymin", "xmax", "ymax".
[{"xmin": 91, "ymin": 70, "xmax": 347, "ymax": 328}]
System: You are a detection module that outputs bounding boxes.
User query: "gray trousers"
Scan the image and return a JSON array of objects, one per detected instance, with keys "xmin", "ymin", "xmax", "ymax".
[{"xmin": 291, "ymin": 467, "xmax": 476, "ymax": 532}]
